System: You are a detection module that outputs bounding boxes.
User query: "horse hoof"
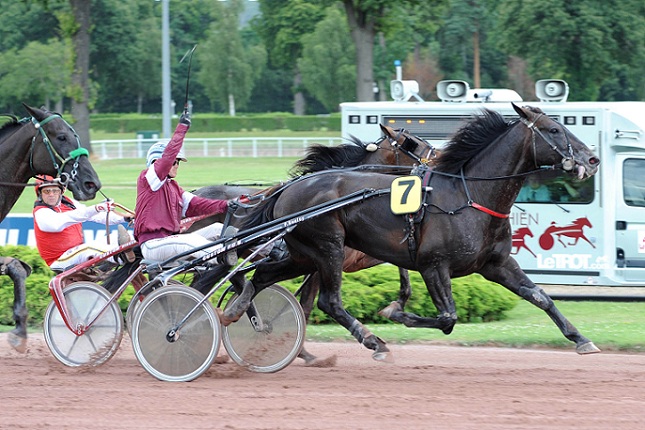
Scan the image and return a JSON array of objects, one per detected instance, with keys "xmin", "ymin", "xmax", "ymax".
[
  {"xmin": 216, "ymin": 308, "xmax": 235, "ymax": 327},
  {"xmin": 7, "ymin": 332, "xmax": 27, "ymax": 353},
  {"xmin": 378, "ymin": 302, "xmax": 401, "ymax": 319},
  {"xmin": 576, "ymin": 341, "xmax": 601, "ymax": 355},
  {"xmin": 372, "ymin": 351, "xmax": 394, "ymax": 363}
]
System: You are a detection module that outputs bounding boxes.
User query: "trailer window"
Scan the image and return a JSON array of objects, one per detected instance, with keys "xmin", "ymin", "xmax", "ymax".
[
  {"xmin": 623, "ymin": 159, "xmax": 645, "ymax": 207},
  {"xmin": 516, "ymin": 171, "xmax": 594, "ymax": 204}
]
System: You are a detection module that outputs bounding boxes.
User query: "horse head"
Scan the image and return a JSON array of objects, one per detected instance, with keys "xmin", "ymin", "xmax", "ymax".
[
  {"xmin": 513, "ymin": 103, "xmax": 600, "ymax": 179},
  {"xmin": 23, "ymin": 104, "xmax": 101, "ymax": 201},
  {"xmin": 574, "ymin": 217, "xmax": 592, "ymax": 228},
  {"xmin": 379, "ymin": 124, "xmax": 438, "ymax": 166}
]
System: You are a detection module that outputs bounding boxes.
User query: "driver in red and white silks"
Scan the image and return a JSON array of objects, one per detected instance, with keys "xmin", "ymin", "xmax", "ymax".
[{"xmin": 33, "ymin": 176, "xmax": 130, "ymax": 271}]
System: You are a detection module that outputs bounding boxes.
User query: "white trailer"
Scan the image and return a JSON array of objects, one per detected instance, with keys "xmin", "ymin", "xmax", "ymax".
[{"xmin": 340, "ymin": 79, "xmax": 645, "ymax": 287}]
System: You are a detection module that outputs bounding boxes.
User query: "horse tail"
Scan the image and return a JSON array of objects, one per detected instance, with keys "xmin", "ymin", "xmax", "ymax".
[{"xmin": 102, "ymin": 259, "xmax": 140, "ymax": 294}]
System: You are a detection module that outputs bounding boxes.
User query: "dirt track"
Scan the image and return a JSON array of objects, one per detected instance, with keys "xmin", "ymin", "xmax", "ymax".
[{"xmin": 2, "ymin": 332, "xmax": 644, "ymax": 430}]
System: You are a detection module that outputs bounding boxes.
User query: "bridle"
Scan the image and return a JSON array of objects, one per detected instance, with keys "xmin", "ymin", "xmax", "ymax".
[
  {"xmin": 379, "ymin": 128, "xmax": 436, "ymax": 165},
  {"xmin": 29, "ymin": 113, "xmax": 90, "ymax": 185},
  {"xmin": 519, "ymin": 113, "xmax": 576, "ymax": 171}
]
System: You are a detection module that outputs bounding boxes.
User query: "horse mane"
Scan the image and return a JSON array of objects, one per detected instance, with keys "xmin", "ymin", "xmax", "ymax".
[
  {"xmin": 288, "ymin": 136, "xmax": 369, "ymax": 177},
  {"xmin": 0, "ymin": 115, "xmax": 21, "ymax": 142},
  {"xmin": 433, "ymin": 109, "xmax": 511, "ymax": 174}
]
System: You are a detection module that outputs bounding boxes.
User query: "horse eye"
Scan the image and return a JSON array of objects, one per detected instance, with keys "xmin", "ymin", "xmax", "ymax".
[
  {"xmin": 57, "ymin": 134, "xmax": 68, "ymax": 142},
  {"xmin": 549, "ymin": 127, "xmax": 559, "ymax": 134}
]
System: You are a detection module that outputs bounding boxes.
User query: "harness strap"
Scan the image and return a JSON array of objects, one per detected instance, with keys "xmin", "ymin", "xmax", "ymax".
[
  {"xmin": 460, "ymin": 168, "xmax": 510, "ymax": 219},
  {"xmin": 469, "ymin": 201, "xmax": 509, "ymax": 219}
]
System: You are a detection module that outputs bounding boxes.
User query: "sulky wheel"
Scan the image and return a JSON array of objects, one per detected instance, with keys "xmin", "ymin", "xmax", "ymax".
[
  {"xmin": 222, "ymin": 284, "xmax": 306, "ymax": 373},
  {"xmin": 43, "ymin": 281, "xmax": 123, "ymax": 367},
  {"xmin": 130, "ymin": 284, "xmax": 221, "ymax": 382},
  {"xmin": 125, "ymin": 279, "xmax": 183, "ymax": 336}
]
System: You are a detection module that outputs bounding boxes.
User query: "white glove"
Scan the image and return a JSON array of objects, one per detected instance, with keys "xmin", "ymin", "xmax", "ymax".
[{"xmin": 94, "ymin": 200, "xmax": 114, "ymax": 213}]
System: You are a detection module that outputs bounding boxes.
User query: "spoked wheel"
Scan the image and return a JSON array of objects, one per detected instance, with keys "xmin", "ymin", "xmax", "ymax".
[
  {"xmin": 222, "ymin": 284, "xmax": 306, "ymax": 373},
  {"xmin": 125, "ymin": 279, "xmax": 182, "ymax": 336},
  {"xmin": 130, "ymin": 285, "xmax": 221, "ymax": 382},
  {"xmin": 43, "ymin": 282, "xmax": 123, "ymax": 367}
]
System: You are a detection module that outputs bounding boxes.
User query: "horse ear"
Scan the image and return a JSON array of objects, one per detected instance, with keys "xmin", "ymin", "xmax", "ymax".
[
  {"xmin": 511, "ymin": 102, "xmax": 528, "ymax": 119},
  {"xmin": 380, "ymin": 123, "xmax": 393, "ymax": 137},
  {"xmin": 22, "ymin": 103, "xmax": 41, "ymax": 120}
]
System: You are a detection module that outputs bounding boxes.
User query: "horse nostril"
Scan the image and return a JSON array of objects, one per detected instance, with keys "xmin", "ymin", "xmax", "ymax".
[{"xmin": 589, "ymin": 157, "xmax": 600, "ymax": 165}]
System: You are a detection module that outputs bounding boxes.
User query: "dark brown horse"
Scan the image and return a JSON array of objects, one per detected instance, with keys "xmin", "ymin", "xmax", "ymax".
[
  {"xmin": 191, "ymin": 124, "xmax": 435, "ymax": 363},
  {"xmin": 0, "ymin": 104, "xmax": 101, "ymax": 352},
  {"xmin": 231, "ymin": 104, "xmax": 601, "ymax": 361}
]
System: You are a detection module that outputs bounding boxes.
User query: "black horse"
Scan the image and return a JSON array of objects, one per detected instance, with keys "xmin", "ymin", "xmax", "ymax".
[
  {"xmin": 0, "ymin": 104, "xmax": 101, "ymax": 352},
  {"xmin": 229, "ymin": 104, "xmax": 601, "ymax": 361},
  {"xmin": 191, "ymin": 124, "xmax": 435, "ymax": 363}
]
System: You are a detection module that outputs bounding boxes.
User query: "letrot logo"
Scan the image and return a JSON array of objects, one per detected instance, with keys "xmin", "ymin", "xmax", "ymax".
[{"xmin": 511, "ymin": 216, "xmax": 595, "ymax": 258}]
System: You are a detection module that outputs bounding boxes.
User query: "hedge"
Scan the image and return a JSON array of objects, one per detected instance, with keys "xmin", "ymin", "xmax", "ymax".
[
  {"xmin": 277, "ymin": 267, "xmax": 520, "ymax": 325},
  {"xmin": 90, "ymin": 113, "xmax": 342, "ymax": 134},
  {"xmin": 0, "ymin": 245, "xmax": 519, "ymax": 328}
]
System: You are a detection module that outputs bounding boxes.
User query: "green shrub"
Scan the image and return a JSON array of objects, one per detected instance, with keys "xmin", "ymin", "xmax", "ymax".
[{"xmin": 278, "ymin": 265, "xmax": 519, "ymax": 324}]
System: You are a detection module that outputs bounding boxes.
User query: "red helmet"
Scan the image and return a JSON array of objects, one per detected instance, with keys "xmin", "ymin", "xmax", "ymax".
[{"xmin": 35, "ymin": 175, "xmax": 65, "ymax": 196}]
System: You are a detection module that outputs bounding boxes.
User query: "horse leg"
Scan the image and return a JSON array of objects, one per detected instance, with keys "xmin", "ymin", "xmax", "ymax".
[
  {"xmin": 379, "ymin": 267, "xmax": 458, "ymax": 335},
  {"xmin": 295, "ymin": 273, "xmax": 321, "ymax": 364},
  {"xmin": 218, "ymin": 271, "xmax": 257, "ymax": 326},
  {"xmin": 1, "ymin": 257, "xmax": 30, "ymax": 353},
  {"xmin": 378, "ymin": 267, "xmax": 412, "ymax": 320},
  {"xmin": 221, "ymin": 257, "xmax": 309, "ymax": 326},
  {"xmin": 311, "ymin": 260, "xmax": 392, "ymax": 362},
  {"xmin": 479, "ymin": 259, "xmax": 600, "ymax": 354}
]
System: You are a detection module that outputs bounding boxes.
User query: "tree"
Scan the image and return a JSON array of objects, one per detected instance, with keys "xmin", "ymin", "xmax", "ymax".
[
  {"xmin": 90, "ymin": 0, "xmax": 159, "ymax": 113},
  {"xmin": 372, "ymin": 1, "xmax": 447, "ymax": 100},
  {"xmin": 256, "ymin": 0, "xmax": 326, "ymax": 114},
  {"xmin": 0, "ymin": 40, "xmax": 71, "ymax": 111},
  {"xmin": 197, "ymin": 0, "xmax": 266, "ymax": 115},
  {"xmin": 436, "ymin": 0, "xmax": 507, "ymax": 89},
  {"xmin": 66, "ymin": 0, "xmax": 92, "ymax": 153},
  {"xmin": 495, "ymin": 0, "xmax": 645, "ymax": 101},
  {"xmin": 299, "ymin": 6, "xmax": 355, "ymax": 112}
]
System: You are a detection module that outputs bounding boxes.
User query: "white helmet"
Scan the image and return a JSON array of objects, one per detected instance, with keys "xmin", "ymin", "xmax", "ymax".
[{"xmin": 146, "ymin": 140, "xmax": 187, "ymax": 167}]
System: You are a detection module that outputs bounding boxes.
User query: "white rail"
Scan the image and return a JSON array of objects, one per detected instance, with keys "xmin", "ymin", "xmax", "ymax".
[{"xmin": 92, "ymin": 137, "xmax": 344, "ymax": 159}]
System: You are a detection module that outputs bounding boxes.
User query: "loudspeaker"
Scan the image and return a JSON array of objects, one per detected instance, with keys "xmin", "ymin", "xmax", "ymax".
[
  {"xmin": 535, "ymin": 79, "xmax": 569, "ymax": 102},
  {"xmin": 436, "ymin": 80, "xmax": 469, "ymax": 102},
  {"xmin": 390, "ymin": 80, "xmax": 420, "ymax": 101}
]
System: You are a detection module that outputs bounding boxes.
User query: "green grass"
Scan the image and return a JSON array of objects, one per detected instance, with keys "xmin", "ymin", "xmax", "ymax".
[
  {"xmin": 11, "ymin": 157, "xmax": 299, "ymax": 214},
  {"xmin": 4, "ymin": 300, "xmax": 644, "ymax": 352},
  {"xmin": 305, "ymin": 300, "xmax": 645, "ymax": 352}
]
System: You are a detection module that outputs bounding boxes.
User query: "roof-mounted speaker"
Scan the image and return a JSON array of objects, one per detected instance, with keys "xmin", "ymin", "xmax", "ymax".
[
  {"xmin": 535, "ymin": 79, "xmax": 569, "ymax": 102},
  {"xmin": 436, "ymin": 80, "xmax": 469, "ymax": 102}
]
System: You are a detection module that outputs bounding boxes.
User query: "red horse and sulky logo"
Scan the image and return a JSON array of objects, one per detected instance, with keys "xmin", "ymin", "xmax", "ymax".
[{"xmin": 511, "ymin": 217, "xmax": 595, "ymax": 258}]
